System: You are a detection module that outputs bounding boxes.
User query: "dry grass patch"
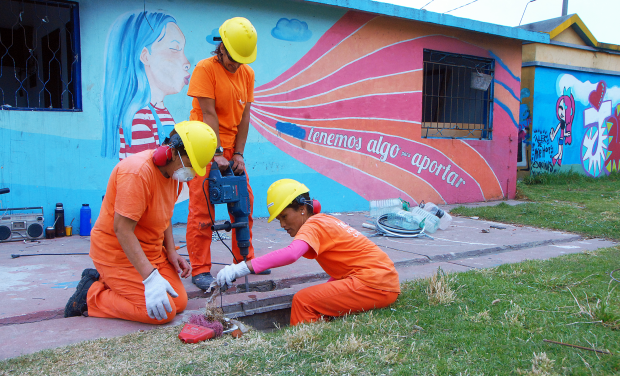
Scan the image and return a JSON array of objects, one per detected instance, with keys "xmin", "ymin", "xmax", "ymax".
[
  {"xmin": 516, "ymin": 352, "xmax": 559, "ymax": 376},
  {"xmin": 282, "ymin": 321, "xmax": 328, "ymax": 351},
  {"xmin": 504, "ymin": 301, "xmax": 526, "ymax": 326},
  {"xmin": 425, "ymin": 267, "xmax": 456, "ymax": 305},
  {"xmin": 325, "ymin": 333, "xmax": 368, "ymax": 355},
  {"xmin": 461, "ymin": 306, "xmax": 491, "ymax": 323}
]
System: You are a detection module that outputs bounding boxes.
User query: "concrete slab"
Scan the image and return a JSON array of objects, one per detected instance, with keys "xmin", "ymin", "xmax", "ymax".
[{"xmin": 0, "ymin": 205, "xmax": 617, "ymax": 360}]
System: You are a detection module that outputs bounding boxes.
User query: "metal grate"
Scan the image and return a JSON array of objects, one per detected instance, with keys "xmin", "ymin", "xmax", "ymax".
[
  {"xmin": 422, "ymin": 49, "xmax": 494, "ymax": 140},
  {"xmin": 0, "ymin": 0, "xmax": 81, "ymax": 111}
]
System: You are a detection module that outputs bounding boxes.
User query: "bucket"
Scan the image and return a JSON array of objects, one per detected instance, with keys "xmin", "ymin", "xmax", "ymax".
[
  {"xmin": 45, "ymin": 227, "xmax": 56, "ymax": 239},
  {"xmin": 65, "ymin": 225, "xmax": 73, "ymax": 236},
  {"xmin": 471, "ymin": 72, "xmax": 492, "ymax": 91}
]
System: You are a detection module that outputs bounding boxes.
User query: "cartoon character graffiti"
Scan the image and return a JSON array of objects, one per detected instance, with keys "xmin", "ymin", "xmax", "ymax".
[
  {"xmin": 101, "ymin": 11, "xmax": 190, "ymax": 160},
  {"xmin": 549, "ymin": 89, "xmax": 575, "ymax": 166}
]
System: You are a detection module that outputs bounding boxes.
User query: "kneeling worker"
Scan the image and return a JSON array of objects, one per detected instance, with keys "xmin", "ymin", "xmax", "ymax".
[
  {"xmin": 64, "ymin": 121, "xmax": 216, "ymax": 323},
  {"xmin": 216, "ymin": 179, "xmax": 401, "ymax": 325}
]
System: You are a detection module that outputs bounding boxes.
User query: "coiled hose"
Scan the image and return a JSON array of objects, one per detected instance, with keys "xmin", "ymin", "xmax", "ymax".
[{"xmin": 373, "ymin": 214, "xmax": 434, "ymax": 240}]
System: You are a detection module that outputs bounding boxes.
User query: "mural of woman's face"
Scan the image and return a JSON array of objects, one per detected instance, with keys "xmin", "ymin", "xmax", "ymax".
[{"xmin": 141, "ymin": 23, "xmax": 190, "ymax": 98}]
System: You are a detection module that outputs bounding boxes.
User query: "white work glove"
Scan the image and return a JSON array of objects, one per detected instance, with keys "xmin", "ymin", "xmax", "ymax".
[
  {"xmin": 216, "ymin": 262, "xmax": 251, "ymax": 288},
  {"xmin": 143, "ymin": 269, "xmax": 178, "ymax": 321}
]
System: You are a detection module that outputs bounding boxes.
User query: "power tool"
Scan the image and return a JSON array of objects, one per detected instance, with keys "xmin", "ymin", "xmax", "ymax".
[{"xmin": 206, "ymin": 160, "xmax": 251, "ymax": 292}]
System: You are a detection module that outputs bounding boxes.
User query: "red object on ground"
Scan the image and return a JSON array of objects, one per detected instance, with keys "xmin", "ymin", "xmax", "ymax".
[
  {"xmin": 231, "ymin": 329, "xmax": 243, "ymax": 338},
  {"xmin": 178, "ymin": 323, "xmax": 215, "ymax": 343}
]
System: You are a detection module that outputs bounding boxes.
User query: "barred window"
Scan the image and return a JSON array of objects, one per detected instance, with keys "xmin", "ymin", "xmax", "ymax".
[
  {"xmin": 422, "ymin": 49, "xmax": 494, "ymax": 139},
  {"xmin": 0, "ymin": 0, "xmax": 81, "ymax": 111}
]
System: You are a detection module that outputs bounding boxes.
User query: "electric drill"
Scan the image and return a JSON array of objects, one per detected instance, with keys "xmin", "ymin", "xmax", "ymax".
[{"xmin": 206, "ymin": 160, "xmax": 251, "ymax": 291}]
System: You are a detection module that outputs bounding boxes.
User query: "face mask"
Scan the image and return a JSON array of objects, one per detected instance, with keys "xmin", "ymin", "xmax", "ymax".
[{"xmin": 171, "ymin": 152, "xmax": 196, "ymax": 182}]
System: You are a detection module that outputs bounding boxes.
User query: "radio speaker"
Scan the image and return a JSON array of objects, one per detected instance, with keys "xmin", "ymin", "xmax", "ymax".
[{"xmin": 0, "ymin": 207, "xmax": 45, "ymax": 242}]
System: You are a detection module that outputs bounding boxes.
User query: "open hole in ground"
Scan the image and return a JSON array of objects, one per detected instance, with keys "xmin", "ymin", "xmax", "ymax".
[{"xmin": 235, "ymin": 308, "xmax": 291, "ymax": 332}]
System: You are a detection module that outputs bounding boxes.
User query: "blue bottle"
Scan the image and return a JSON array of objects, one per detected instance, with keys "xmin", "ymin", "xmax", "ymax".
[{"xmin": 80, "ymin": 204, "xmax": 92, "ymax": 236}]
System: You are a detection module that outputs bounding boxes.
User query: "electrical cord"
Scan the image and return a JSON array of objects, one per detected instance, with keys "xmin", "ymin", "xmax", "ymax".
[
  {"xmin": 611, "ymin": 269, "xmax": 620, "ymax": 283},
  {"xmin": 202, "ymin": 175, "xmax": 240, "ymax": 263},
  {"xmin": 444, "ymin": 0, "xmax": 480, "ymax": 14}
]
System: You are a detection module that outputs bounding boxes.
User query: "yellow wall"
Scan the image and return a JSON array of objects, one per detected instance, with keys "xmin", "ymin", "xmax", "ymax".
[
  {"xmin": 553, "ymin": 27, "xmax": 587, "ymax": 46},
  {"xmin": 522, "ymin": 43, "xmax": 620, "ymax": 71}
]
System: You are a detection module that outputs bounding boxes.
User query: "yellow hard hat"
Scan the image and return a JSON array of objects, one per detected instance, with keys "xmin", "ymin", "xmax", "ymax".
[
  {"xmin": 266, "ymin": 179, "xmax": 309, "ymax": 223},
  {"xmin": 219, "ymin": 17, "xmax": 257, "ymax": 64},
  {"xmin": 174, "ymin": 121, "xmax": 216, "ymax": 176}
]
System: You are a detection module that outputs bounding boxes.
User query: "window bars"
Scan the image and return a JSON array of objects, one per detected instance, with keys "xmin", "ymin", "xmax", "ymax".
[
  {"xmin": 422, "ymin": 49, "xmax": 494, "ymax": 140},
  {"xmin": 0, "ymin": 0, "xmax": 81, "ymax": 111}
]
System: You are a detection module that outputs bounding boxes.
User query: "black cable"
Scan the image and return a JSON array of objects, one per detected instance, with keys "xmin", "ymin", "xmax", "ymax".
[
  {"xmin": 444, "ymin": 0, "xmax": 480, "ymax": 14},
  {"xmin": 420, "ymin": 0, "xmax": 435, "ymax": 10},
  {"xmin": 143, "ymin": 0, "xmax": 154, "ymax": 31},
  {"xmin": 202, "ymin": 176, "xmax": 240, "ymax": 263},
  {"xmin": 519, "ymin": 0, "xmax": 536, "ymax": 26},
  {"xmin": 611, "ymin": 269, "xmax": 620, "ymax": 284},
  {"xmin": 11, "ymin": 252, "xmax": 230, "ymax": 265}
]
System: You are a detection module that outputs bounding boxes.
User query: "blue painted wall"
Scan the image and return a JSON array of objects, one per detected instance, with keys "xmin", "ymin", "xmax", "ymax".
[
  {"xmin": 0, "ymin": 0, "xmax": 370, "ymax": 231},
  {"xmin": 530, "ymin": 67, "xmax": 620, "ymax": 176}
]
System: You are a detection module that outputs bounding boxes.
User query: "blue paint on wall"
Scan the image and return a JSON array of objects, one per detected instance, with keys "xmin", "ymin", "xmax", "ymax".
[
  {"xmin": 206, "ymin": 28, "xmax": 220, "ymax": 45},
  {"xmin": 275, "ymin": 121, "xmax": 307, "ymax": 139},
  {"xmin": 489, "ymin": 51, "xmax": 520, "ymax": 83},
  {"xmin": 495, "ymin": 99, "xmax": 519, "ymax": 128},
  {"xmin": 0, "ymin": 127, "xmax": 111, "ymax": 230},
  {"xmin": 531, "ymin": 67, "xmax": 620, "ymax": 174},
  {"xmin": 495, "ymin": 79, "xmax": 519, "ymax": 102},
  {"xmin": 271, "ymin": 18, "xmax": 312, "ymax": 42}
]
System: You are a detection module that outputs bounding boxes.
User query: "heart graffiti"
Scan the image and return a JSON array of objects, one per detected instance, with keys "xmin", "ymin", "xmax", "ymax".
[{"xmin": 588, "ymin": 81, "xmax": 607, "ymax": 111}]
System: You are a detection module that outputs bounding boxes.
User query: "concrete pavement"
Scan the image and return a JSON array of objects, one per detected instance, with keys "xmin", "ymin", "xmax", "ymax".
[{"xmin": 0, "ymin": 201, "xmax": 615, "ymax": 360}]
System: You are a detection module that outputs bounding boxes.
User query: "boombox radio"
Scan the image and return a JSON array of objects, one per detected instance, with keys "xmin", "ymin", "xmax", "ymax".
[{"xmin": 0, "ymin": 207, "xmax": 45, "ymax": 242}]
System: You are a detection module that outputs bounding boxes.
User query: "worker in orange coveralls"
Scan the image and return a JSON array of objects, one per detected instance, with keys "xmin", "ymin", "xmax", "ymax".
[
  {"xmin": 185, "ymin": 17, "xmax": 269, "ymax": 290},
  {"xmin": 64, "ymin": 121, "xmax": 216, "ymax": 323},
  {"xmin": 216, "ymin": 179, "xmax": 401, "ymax": 325}
]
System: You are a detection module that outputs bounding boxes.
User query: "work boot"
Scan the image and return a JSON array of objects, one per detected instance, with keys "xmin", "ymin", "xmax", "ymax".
[
  {"xmin": 192, "ymin": 272, "xmax": 214, "ymax": 290},
  {"xmin": 64, "ymin": 268, "xmax": 100, "ymax": 318}
]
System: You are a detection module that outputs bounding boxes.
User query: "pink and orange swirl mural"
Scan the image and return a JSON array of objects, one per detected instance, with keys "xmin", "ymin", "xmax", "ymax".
[{"xmin": 251, "ymin": 11, "xmax": 521, "ymax": 205}]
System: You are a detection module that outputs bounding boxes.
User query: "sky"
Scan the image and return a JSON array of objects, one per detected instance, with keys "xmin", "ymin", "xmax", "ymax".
[{"xmin": 373, "ymin": 0, "xmax": 619, "ymax": 45}]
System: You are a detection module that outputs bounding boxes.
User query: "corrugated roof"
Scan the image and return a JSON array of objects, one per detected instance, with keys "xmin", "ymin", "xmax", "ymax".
[{"xmin": 300, "ymin": 0, "xmax": 549, "ymax": 44}]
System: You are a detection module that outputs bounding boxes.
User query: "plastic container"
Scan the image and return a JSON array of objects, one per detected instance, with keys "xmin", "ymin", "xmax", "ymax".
[
  {"xmin": 80, "ymin": 204, "xmax": 92, "ymax": 236},
  {"xmin": 54, "ymin": 203, "xmax": 65, "ymax": 237},
  {"xmin": 410, "ymin": 206, "xmax": 440, "ymax": 233},
  {"xmin": 420, "ymin": 202, "xmax": 453, "ymax": 230},
  {"xmin": 385, "ymin": 209, "xmax": 426, "ymax": 230},
  {"xmin": 178, "ymin": 323, "xmax": 215, "ymax": 343},
  {"xmin": 369, "ymin": 198, "xmax": 403, "ymax": 218}
]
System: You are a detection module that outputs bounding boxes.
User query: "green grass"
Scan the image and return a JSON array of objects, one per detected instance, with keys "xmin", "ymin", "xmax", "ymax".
[
  {"xmin": 451, "ymin": 171, "xmax": 620, "ymax": 240},
  {"xmin": 2, "ymin": 172, "xmax": 619, "ymax": 375},
  {"xmin": 1, "ymin": 247, "xmax": 619, "ymax": 375}
]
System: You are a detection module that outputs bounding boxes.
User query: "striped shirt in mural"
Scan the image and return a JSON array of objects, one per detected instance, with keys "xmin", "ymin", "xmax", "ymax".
[{"xmin": 119, "ymin": 105, "xmax": 175, "ymax": 160}]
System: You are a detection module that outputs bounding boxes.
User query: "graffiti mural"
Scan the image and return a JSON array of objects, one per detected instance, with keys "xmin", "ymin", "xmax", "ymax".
[
  {"xmin": 517, "ymin": 88, "xmax": 532, "ymax": 169},
  {"xmin": 250, "ymin": 11, "xmax": 521, "ymax": 205},
  {"xmin": 101, "ymin": 11, "xmax": 190, "ymax": 161},
  {"xmin": 549, "ymin": 89, "xmax": 575, "ymax": 167},
  {"xmin": 531, "ymin": 70, "xmax": 620, "ymax": 176}
]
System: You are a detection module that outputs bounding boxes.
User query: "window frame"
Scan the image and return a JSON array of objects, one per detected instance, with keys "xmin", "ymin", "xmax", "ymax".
[
  {"xmin": 421, "ymin": 49, "xmax": 495, "ymax": 140},
  {"xmin": 0, "ymin": 0, "xmax": 82, "ymax": 112}
]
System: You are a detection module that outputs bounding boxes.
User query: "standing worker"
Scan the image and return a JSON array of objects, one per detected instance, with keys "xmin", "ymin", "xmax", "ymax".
[
  {"xmin": 216, "ymin": 179, "xmax": 401, "ymax": 325},
  {"xmin": 64, "ymin": 121, "xmax": 217, "ymax": 323},
  {"xmin": 186, "ymin": 17, "xmax": 267, "ymax": 290}
]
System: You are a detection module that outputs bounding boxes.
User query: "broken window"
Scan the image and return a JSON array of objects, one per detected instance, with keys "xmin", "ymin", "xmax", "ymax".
[
  {"xmin": 0, "ymin": 0, "xmax": 81, "ymax": 110},
  {"xmin": 422, "ymin": 49, "xmax": 494, "ymax": 139}
]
